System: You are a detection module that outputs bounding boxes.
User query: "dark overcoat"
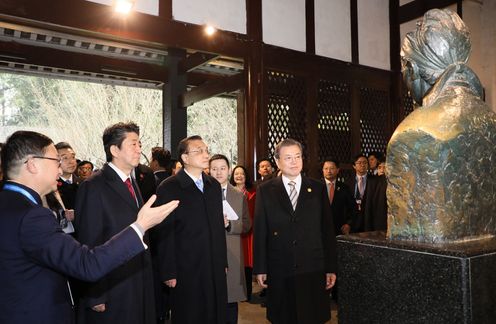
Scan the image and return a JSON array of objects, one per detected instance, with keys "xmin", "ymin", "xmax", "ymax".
[
  {"xmin": 74, "ymin": 164, "xmax": 155, "ymax": 324},
  {"xmin": 253, "ymin": 176, "xmax": 337, "ymax": 324},
  {"xmin": 155, "ymin": 169, "xmax": 228, "ymax": 324}
]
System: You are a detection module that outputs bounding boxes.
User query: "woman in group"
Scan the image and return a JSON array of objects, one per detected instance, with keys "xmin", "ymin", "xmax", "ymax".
[{"xmin": 230, "ymin": 165, "xmax": 256, "ymax": 301}]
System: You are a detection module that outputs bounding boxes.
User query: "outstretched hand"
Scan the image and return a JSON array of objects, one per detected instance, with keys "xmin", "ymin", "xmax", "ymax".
[{"xmin": 136, "ymin": 195, "xmax": 179, "ymax": 232}]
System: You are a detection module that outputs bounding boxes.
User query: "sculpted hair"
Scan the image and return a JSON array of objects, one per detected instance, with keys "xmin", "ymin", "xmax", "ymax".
[
  {"xmin": 274, "ymin": 138, "xmax": 303, "ymax": 160},
  {"xmin": 229, "ymin": 165, "xmax": 253, "ymax": 190},
  {"xmin": 1, "ymin": 131, "xmax": 53, "ymax": 179},
  {"xmin": 102, "ymin": 122, "xmax": 140, "ymax": 162},
  {"xmin": 151, "ymin": 147, "xmax": 171, "ymax": 168},
  {"xmin": 209, "ymin": 154, "xmax": 230, "ymax": 168},
  {"xmin": 177, "ymin": 135, "xmax": 202, "ymax": 165}
]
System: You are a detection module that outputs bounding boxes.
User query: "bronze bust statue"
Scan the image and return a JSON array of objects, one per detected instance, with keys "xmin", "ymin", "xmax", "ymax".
[{"xmin": 387, "ymin": 9, "xmax": 496, "ymax": 242}]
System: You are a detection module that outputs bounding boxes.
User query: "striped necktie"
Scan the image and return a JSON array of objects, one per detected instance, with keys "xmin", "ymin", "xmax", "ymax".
[{"xmin": 288, "ymin": 181, "xmax": 298, "ymax": 210}]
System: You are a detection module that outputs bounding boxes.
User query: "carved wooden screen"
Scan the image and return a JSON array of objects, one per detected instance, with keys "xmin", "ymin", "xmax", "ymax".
[
  {"xmin": 402, "ymin": 91, "xmax": 415, "ymax": 119},
  {"xmin": 265, "ymin": 70, "xmax": 307, "ymax": 157},
  {"xmin": 359, "ymin": 87, "xmax": 389, "ymax": 155},
  {"xmin": 317, "ymin": 79, "xmax": 352, "ymax": 164}
]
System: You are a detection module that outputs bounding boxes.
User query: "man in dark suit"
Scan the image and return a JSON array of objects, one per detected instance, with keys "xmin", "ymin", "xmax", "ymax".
[
  {"xmin": 322, "ymin": 158, "xmax": 355, "ymax": 236},
  {"xmin": 55, "ymin": 142, "xmax": 81, "ymax": 209},
  {"xmin": 253, "ymin": 158, "xmax": 274, "ymax": 187},
  {"xmin": 365, "ymin": 158, "xmax": 388, "ymax": 231},
  {"xmin": 0, "ymin": 130, "xmax": 178, "ymax": 324},
  {"xmin": 346, "ymin": 154, "xmax": 377, "ymax": 233},
  {"xmin": 75, "ymin": 122, "xmax": 160, "ymax": 324},
  {"xmin": 155, "ymin": 135, "xmax": 228, "ymax": 324},
  {"xmin": 134, "ymin": 163, "xmax": 157, "ymax": 202},
  {"xmin": 254, "ymin": 138, "xmax": 337, "ymax": 324},
  {"xmin": 149, "ymin": 146, "xmax": 171, "ymax": 185}
]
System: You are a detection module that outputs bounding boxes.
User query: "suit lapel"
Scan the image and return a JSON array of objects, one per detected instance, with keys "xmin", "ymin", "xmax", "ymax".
[
  {"xmin": 294, "ymin": 176, "xmax": 311, "ymax": 213},
  {"xmin": 273, "ymin": 177, "xmax": 294, "ymax": 215},
  {"xmin": 102, "ymin": 164, "xmax": 139, "ymax": 211}
]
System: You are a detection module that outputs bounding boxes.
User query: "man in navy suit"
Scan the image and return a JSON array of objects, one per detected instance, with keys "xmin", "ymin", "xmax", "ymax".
[
  {"xmin": 0, "ymin": 130, "xmax": 178, "ymax": 324},
  {"xmin": 254, "ymin": 138, "xmax": 337, "ymax": 324}
]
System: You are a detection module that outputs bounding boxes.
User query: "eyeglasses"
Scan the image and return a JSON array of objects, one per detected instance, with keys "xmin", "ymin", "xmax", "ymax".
[
  {"xmin": 25, "ymin": 156, "xmax": 62, "ymax": 167},
  {"xmin": 282, "ymin": 155, "xmax": 302, "ymax": 162},
  {"xmin": 185, "ymin": 148, "xmax": 210, "ymax": 155}
]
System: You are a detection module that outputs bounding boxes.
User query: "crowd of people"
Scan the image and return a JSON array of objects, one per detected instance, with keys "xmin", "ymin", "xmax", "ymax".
[{"xmin": 0, "ymin": 122, "xmax": 388, "ymax": 324}]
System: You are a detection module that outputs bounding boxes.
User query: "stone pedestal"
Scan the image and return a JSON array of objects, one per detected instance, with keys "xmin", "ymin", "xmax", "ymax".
[{"xmin": 337, "ymin": 231, "xmax": 496, "ymax": 324}]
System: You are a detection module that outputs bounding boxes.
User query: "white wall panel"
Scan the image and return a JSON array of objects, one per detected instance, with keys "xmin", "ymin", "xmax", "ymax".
[
  {"xmin": 315, "ymin": 0, "xmax": 351, "ymax": 62},
  {"xmin": 262, "ymin": 0, "xmax": 306, "ymax": 52},
  {"xmin": 358, "ymin": 0, "xmax": 390, "ymax": 70},
  {"xmin": 172, "ymin": 0, "xmax": 246, "ymax": 34}
]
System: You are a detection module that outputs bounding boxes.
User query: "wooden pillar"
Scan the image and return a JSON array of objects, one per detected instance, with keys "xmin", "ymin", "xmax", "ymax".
[
  {"xmin": 162, "ymin": 48, "xmax": 187, "ymax": 156},
  {"xmin": 245, "ymin": 0, "xmax": 263, "ymax": 179}
]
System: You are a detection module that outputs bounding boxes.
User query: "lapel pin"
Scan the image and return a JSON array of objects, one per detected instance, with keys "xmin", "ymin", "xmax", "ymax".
[{"xmin": 307, "ymin": 188, "xmax": 312, "ymax": 192}]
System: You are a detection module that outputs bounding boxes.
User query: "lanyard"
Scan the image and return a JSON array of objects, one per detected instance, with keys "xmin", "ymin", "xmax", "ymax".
[{"xmin": 3, "ymin": 183, "xmax": 38, "ymax": 205}]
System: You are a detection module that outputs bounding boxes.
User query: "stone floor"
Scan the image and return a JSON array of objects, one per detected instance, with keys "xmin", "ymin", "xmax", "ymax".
[
  {"xmin": 163, "ymin": 281, "xmax": 338, "ymax": 323},
  {"xmin": 238, "ymin": 282, "xmax": 338, "ymax": 324}
]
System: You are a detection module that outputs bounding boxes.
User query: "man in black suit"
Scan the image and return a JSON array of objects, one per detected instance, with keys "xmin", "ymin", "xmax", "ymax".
[
  {"xmin": 347, "ymin": 154, "xmax": 377, "ymax": 233},
  {"xmin": 155, "ymin": 135, "xmax": 228, "ymax": 324},
  {"xmin": 364, "ymin": 158, "xmax": 388, "ymax": 231},
  {"xmin": 253, "ymin": 158, "xmax": 274, "ymax": 187},
  {"xmin": 0, "ymin": 130, "xmax": 178, "ymax": 324},
  {"xmin": 75, "ymin": 122, "xmax": 160, "ymax": 324},
  {"xmin": 254, "ymin": 138, "xmax": 337, "ymax": 324},
  {"xmin": 150, "ymin": 146, "xmax": 171, "ymax": 185},
  {"xmin": 322, "ymin": 158, "xmax": 354, "ymax": 236},
  {"xmin": 55, "ymin": 142, "xmax": 81, "ymax": 209}
]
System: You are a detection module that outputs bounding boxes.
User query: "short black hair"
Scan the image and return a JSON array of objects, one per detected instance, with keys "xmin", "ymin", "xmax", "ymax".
[
  {"xmin": 323, "ymin": 158, "xmax": 340, "ymax": 169},
  {"xmin": 77, "ymin": 160, "xmax": 94, "ymax": 169},
  {"xmin": 209, "ymin": 154, "xmax": 230, "ymax": 168},
  {"xmin": 151, "ymin": 147, "xmax": 171, "ymax": 168},
  {"xmin": 353, "ymin": 153, "xmax": 368, "ymax": 164},
  {"xmin": 177, "ymin": 135, "xmax": 202, "ymax": 165},
  {"xmin": 256, "ymin": 158, "xmax": 273, "ymax": 170},
  {"xmin": 1, "ymin": 131, "xmax": 53, "ymax": 179},
  {"xmin": 368, "ymin": 151, "xmax": 384, "ymax": 160},
  {"xmin": 102, "ymin": 122, "xmax": 140, "ymax": 162},
  {"xmin": 55, "ymin": 142, "xmax": 73, "ymax": 151},
  {"xmin": 229, "ymin": 165, "xmax": 253, "ymax": 190}
]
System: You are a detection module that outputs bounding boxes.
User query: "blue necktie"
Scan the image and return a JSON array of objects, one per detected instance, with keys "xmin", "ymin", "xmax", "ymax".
[{"xmin": 195, "ymin": 178, "xmax": 204, "ymax": 192}]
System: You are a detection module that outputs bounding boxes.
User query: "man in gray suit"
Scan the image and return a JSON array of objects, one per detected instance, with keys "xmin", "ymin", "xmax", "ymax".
[
  {"xmin": 254, "ymin": 138, "xmax": 337, "ymax": 324},
  {"xmin": 209, "ymin": 154, "xmax": 251, "ymax": 324}
]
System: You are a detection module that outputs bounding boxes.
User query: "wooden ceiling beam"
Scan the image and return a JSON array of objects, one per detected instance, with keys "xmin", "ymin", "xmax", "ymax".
[
  {"xmin": 398, "ymin": 0, "xmax": 458, "ymax": 24},
  {"xmin": 181, "ymin": 72, "xmax": 244, "ymax": 107},
  {"xmin": 0, "ymin": 40, "xmax": 168, "ymax": 82},
  {"xmin": 179, "ymin": 52, "xmax": 219, "ymax": 74},
  {"xmin": 0, "ymin": 0, "xmax": 248, "ymax": 58}
]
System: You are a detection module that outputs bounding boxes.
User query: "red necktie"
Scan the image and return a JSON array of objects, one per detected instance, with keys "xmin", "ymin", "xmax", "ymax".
[
  {"xmin": 125, "ymin": 178, "xmax": 136, "ymax": 201},
  {"xmin": 329, "ymin": 182, "xmax": 335, "ymax": 204}
]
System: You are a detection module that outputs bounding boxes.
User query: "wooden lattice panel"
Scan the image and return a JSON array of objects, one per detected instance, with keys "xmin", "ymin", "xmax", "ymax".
[
  {"xmin": 266, "ymin": 70, "xmax": 307, "ymax": 157},
  {"xmin": 317, "ymin": 79, "xmax": 352, "ymax": 163},
  {"xmin": 359, "ymin": 87, "xmax": 389, "ymax": 155},
  {"xmin": 402, "ymin": 92, "xmax": 415, "ymax": 119}
]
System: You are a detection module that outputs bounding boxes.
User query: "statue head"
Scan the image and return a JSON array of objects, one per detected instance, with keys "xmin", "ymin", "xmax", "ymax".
[{"xmin": 400, "ymin": 9, "xmax": 471, "ymax": 105}]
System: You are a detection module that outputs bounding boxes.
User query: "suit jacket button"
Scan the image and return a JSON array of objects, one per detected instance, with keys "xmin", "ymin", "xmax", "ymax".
[{"xmin": 292, "ymin": 240, "xmax": 297, "ymax": 246}]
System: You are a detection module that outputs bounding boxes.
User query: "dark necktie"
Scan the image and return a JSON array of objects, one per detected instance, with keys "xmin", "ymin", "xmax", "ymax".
[{"xmin": 329, "ymin": 182, "xmax": 335, "ymax": 203}]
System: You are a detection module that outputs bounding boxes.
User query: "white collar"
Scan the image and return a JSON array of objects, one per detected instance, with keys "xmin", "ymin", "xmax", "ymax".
[{"xmin": 108, "ymin": 162, "xmax": 131, "ymax": 182}]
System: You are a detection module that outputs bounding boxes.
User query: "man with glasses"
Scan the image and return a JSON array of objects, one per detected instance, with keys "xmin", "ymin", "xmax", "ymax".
[
  {"xmin": 55, "ymin": 142, "xmax": 81, "ymax": 209},
  {"xmin": 253, "ymin": 138, "xmax": 337, "ymax": 324},
  {"xmin": 0, "ymin": 130, "xmax": 178, "ymax": 324},
  {"xmin": 347, "ymin": 154, "xmax": 377, "ymax": 233},
  {"xmin": 155, "ymin": 135, "xmax": 228, "ymax": 324}
]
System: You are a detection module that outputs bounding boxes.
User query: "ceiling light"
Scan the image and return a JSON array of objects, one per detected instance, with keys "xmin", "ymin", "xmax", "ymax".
[
  {"xmin": 114, "ymin": 0, "xmax": 134, "ymax": 14},
  {"xmin": 204, "ymin": 25, "xmax": 216, "ymax": 36}
]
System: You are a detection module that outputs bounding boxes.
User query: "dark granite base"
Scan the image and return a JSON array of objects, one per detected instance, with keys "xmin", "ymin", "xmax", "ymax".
[{"xmin": 337, "ymin": 231, "xmax": 496, "ymax": 324}]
